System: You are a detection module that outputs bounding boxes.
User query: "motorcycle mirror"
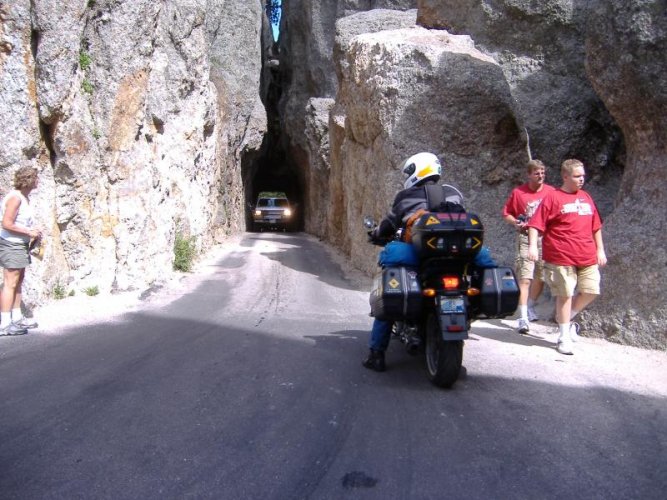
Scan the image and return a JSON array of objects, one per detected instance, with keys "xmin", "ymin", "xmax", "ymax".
[{"xmin": 363, "ymin": 216, "xmax": 376, "ymax": 229}]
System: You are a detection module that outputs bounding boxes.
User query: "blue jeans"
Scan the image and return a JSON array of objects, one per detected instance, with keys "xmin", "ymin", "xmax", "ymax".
[{"xmin": 370, "ymin": 319, "xmax": 392, "ymax": 351}]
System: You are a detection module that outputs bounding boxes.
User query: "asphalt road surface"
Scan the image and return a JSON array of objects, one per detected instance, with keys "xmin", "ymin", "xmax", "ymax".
[{"xmin": 1, "ymin": 232, "xmax": 665, "ymax": 499}]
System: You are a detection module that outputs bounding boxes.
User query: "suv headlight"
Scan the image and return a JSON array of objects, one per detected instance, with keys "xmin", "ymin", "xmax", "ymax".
[
  {"xmin": 254, "ymin": 209, "xmax": 262, "ymax": 216},
  {"xmin": 284, "ymin": 208, "xmax": 292, "ymax": 217}
]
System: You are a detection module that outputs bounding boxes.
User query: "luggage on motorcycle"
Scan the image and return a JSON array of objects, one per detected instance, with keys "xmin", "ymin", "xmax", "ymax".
[
  {"xmin": 409, "ymin": 211, "xmax": 484, "ymax": 259},
  {"xmin": 403, "ymin": 209, "xmax": 429, "ymax": 243},
  {"xmin": 473, "ymin": 246, "xmax": 497, "ymax": 268},
  {"xmin": 477, "ymin": 267, "xmax": 519, "ymax": 318},
  {"xmin": 378, "ymin": 241, "xmax": 419, "ymax": 268},
  {"xmin": 369, "ymin": 266, "xmax": 422, "ymax": 321}
]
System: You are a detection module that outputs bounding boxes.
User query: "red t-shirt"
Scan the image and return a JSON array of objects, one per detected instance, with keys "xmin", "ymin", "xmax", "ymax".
[
  {"xmin": 527, "ymin": 188, "xmax": 603, "ymax": 266},
  {"xmin": 502, "ymin": 183, "xmax": 555, "ymax": 220}
]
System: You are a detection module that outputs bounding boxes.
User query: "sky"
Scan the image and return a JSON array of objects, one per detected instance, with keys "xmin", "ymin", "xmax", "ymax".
[{"xmin": 270, "ymin": 0, "xmax": 281, "ymax": 41}]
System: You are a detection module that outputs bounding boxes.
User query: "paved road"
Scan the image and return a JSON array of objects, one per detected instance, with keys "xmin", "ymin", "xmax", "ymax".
[{"xmin": 1, "ymin": 233, "xmax": 665, "ymax": 499}]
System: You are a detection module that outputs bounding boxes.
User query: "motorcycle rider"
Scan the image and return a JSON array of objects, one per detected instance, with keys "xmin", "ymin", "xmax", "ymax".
[{"xmin": 364, "ymin": 152, "xmax": 465, "ymax": 372}]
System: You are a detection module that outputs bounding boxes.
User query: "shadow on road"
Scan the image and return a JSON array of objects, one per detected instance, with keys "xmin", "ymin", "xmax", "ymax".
[
  {"xmin": 241, "ymin": 232, "xmax": 365, "ymax": 291},
  {"xmin": 0, "ymin": 311, "xmax": 665, "ymax": 499},
  {"xmin": 470, "ymin": 319, "xmax": 556, "ymax": 348}
]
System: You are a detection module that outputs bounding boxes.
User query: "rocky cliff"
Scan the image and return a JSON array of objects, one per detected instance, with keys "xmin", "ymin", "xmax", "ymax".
[
  {"xmin": 1, "ymin": 1, "xmax": 664, "ymax": 348},
  {"xmin": 414, "ymin": 0, "xmax": 665, "ymax": 347},
  {"xmin": 0, "ymin": 0, "xmax": 268, "ymax": 301},
  {"xmin": 416, "ymin": 0, "xmax": 625, "ymax": 194},
  {"xmin": 579, "ymin": 0, "xmax": 667, "ymax": 347},
  {"xmin": 280, "ymin": 1, "xmax": 666, "ymax": 348}
]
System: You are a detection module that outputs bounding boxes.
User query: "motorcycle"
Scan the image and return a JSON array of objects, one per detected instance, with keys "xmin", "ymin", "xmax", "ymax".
[{"xmin": 364, "ymin": 209, "xmax": 519, "ymax": 388}]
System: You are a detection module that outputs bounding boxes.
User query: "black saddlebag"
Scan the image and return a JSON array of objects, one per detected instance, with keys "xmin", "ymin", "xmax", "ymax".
[
  {"xmin": 478, "ymin": 267, "xmax": 519, "ymax": 318},
  {"xmin": 409, "ymin": 211, "xmax": 484, "ymax": 259},
  {"xmin": 369, "ymin": 266, "xmax": 422, "ymax": 321}
]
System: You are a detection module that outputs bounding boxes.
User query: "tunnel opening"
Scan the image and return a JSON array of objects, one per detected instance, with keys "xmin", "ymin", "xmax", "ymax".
[{"xmin": 242, "ymin": 28, "xmax": 305, "ymax": 233}]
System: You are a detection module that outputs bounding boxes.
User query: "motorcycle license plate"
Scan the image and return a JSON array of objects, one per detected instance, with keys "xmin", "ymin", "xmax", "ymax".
[{"xmin": 441, "ymin": 297, "xmax": 465, "ymax": 314}]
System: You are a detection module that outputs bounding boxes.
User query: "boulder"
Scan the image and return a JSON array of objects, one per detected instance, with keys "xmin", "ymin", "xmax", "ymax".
[
  {"xmin": 416, "ymin": 0, "xmax": 624, "ymax": 191},
  {"xmin": 299, "ymin": 8, "xmax": 419, "ymax": 239},
  {"xmin": 279, "ymin": 1, "xmax": 417, "ymax": 160},
  {"xmin": 330, "ymin": 26, "xmax": 527, "ymax": 273}
]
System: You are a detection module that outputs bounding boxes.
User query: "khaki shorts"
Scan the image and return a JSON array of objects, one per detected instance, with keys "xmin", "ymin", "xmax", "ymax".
[
  {"xmin": 0, "ymin": 238, "xmax": 30, "ymax": 269},
  {"xmin": 515, "ymin": 233, "xmax": 544, "ymax": 281},
  {"xmin": 544, "ymin": 263, "xmax": 600, "ymax": 297}
]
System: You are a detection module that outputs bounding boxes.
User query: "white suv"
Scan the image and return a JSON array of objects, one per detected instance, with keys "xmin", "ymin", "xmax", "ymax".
[{"xmin": 252, "ymin": 192, "xmax": 293, "ymax": 231}]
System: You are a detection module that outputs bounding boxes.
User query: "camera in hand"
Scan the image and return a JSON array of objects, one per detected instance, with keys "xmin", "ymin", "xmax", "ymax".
[{"xmin": 29, "ymin": 239, "xmax": 44, "ymax": 260}]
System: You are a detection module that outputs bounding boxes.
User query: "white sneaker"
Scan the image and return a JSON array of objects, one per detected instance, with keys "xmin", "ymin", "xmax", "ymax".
[
  {"xmin": 517, "ymin": 318, "xmax": 530, "ymax": 334},
  {"xmin": 0, "ymin": 322, "xmax": 28, "ymax": 335},
  {"xmin": 14, "ymin": 317, "xmax": 38, "ymax": 329},
  {"xmin": 557, "ymin": 339, "xmax": 574, "ymax": 355},
  {"xmin": 527, "ymin": 306, "xmax": 539, "ymax": 322},
  {"xmin": 570, "ymin": 322, "xmax": 580, "ymax": 342}
]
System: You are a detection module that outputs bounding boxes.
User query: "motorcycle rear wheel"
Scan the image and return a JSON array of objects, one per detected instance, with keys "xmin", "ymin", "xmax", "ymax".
[{"xmin": 424, "ymin": 312, "xmax": 463, "ymax": 388}]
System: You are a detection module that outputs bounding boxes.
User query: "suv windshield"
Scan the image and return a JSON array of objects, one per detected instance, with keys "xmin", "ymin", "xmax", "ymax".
[{"xmin": 257, "ymin": 198, "xmax": 289, "ymax": 208}]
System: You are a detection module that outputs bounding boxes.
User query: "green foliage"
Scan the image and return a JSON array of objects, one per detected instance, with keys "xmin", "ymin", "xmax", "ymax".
[
  {"xmin": 88, "ymin": 0, "xmax": 96, "ymax": 7},
  {"xmin": 173, "ymin": 233, "xmax": 196, "ymax": 272},
  {"xmin": 82, "ymin": 79, "xmax": 94, "ymax": 95},
  {"xmin": 79, "ymin": 51, "xmax": 92, "ymax": 71},
  {"xmin": 92, "ymin": 128, "xmax": 101, "ymax": 139},
  {"xmin": 83, "ymin": 285, "xmax": 99, "ymax": 296},
  {"xmin": 52, "ymin": 282, "xmax": 66, "ymax": 300},
  {"xmin": 69, "ymin": 289, "xmax": 75, "ymax": 297}
]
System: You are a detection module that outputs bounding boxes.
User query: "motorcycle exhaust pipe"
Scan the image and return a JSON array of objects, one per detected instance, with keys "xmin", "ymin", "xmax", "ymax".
[{"xmin": 405, "ymin": 338, "xmax": 421, "ymax": 356}]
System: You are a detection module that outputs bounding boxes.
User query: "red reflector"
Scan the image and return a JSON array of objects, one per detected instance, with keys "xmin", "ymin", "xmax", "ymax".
[
  {"xmin": 447, "ymin": 325, "xmax": 464, "ymax": 332},
  {"xmin": 443, "ymin": 276, "xmax": 460, "ymax": 289}
]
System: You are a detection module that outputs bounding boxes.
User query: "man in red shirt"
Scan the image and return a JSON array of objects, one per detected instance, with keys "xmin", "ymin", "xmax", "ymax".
[
  {"xmin": 502, "ymin": 159, "xmax": 555, "ymax": 334},
  {"xmin": 527, "ymin": 159, "xmax": 607, "ymax": 355}
]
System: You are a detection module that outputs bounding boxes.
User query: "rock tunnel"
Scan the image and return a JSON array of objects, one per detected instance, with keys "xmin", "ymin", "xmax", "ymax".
[{"xmin": 241, "ymin": 6, "xmax": 305, "ymax": 233}]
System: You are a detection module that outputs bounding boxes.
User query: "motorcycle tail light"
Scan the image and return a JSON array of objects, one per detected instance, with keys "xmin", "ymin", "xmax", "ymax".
[
  {"xmin": 442, "ymin": 276, "xmax": 460, "ymax": 290},
  {"xmin": 422, "ymin": 288, "xmax": 436, "ymax": 297},
  {"xmin": 467, "ymin": 288, "xmax": 480, "ymax": 296}
]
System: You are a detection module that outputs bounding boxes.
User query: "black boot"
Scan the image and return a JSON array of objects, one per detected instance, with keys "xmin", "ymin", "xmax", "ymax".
[{"xmin": 362, "ymin": 349, "xmax": 386, "ymax": 372}]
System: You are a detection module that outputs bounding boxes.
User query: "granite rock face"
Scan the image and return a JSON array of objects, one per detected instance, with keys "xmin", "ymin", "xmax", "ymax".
[
  {"xmin": 416, "ymin": 0, "xmax": 624, "ymax": 199},
  {"xmin": 280, "ymin": 1, "xmax": 665, "ymax": 347},
  {"xmin": 301, "ymin": 9, "xmax": 420, "ymax": 237},
  {"xmin": 0, "ymin": 0, "xmax": 268, "ymax": 303},
  {"xmin": 278, "ymin": 1, "xmax": 417, "ymax": 177},
  {"xmin": 578, "ymin": 0, "xmax": 666, "ymax": 348},
  {"xmin": 414, "ymin": 0, "xmax": 666, "ymax": 348},
  {"xmin": 329, "ymin": 26, "xmax": 527, "ymax": 272}
]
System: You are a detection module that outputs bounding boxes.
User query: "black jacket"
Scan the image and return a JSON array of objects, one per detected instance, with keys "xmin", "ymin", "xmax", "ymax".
[{"xmin": 374, "ymin": 181, "xmax": 465, "ymax": 238}]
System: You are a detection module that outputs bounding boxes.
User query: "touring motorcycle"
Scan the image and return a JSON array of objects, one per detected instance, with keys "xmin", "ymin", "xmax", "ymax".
[{"xmin": 365, "ymin": 208, "xmax": 519, "ymax": 388}]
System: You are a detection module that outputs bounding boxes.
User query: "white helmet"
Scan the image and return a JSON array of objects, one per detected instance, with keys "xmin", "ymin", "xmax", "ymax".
[{"xmin": 402, "ymin": 152, "xmax": 442, "ymax": 189}]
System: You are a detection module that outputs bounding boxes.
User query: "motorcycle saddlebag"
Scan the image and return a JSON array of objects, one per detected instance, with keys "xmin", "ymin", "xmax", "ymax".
[
  {"xmin": 369, "ymin": 266, "xmax": 422, "ymax": 321},
  {"xmin": 410, "ymin": 211, "xmax": 484, "ymax": 259},
  {"xmin": 478, "ymin": 267, "xmax": 519, "ymax": 318}
]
